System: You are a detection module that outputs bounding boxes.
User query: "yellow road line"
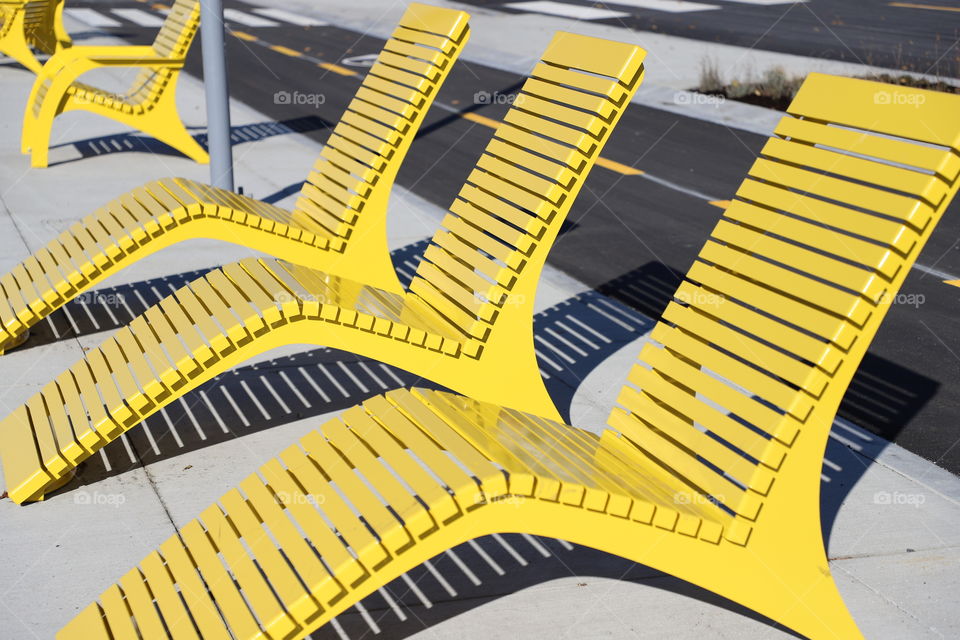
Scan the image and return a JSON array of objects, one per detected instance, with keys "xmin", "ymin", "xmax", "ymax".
[
  {"xmin": 318, "ymin": 62, "xmax": 358, "ymax": 77},
  {"xmin": 708, "ymin": 200, "xmax": 731, "ymax": 209},
  {"xmin": 946, "ymin": 279, "xmax": 960, "ymax": 288},
  {"xmin": 270, "ymin": 45, "xmax": 303, "ymax": 58},
  {"xmin": 460, "ymin": 111, "xmax": 501, "ymax": 129},
  {"xmin": 889, "ymin": 2, "xmax": 960, "ymax": 12},
  {"xmin": 595, "ymin": 156, "xmax": 644, "ymax": 176},
  {"xmin": 231, "ymin": 33, "xmax": 647, "ymax": 178}
]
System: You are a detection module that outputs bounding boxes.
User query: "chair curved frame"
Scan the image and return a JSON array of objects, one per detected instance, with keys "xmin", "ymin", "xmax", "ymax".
[
  {"xmin": 0, "ymin": 0, "xmax": 70, "ymax": 73},
  {"xmin": 21, "ymin": 0, "xmax": 207, "ymax": 167},
  {"xmin": 0, "ymin": 3, "xmax": 471, "ymax": 354},
  {"xmin": 0, "ymin": 32, "xmax": 649, "ymax": 502},
  {"xmin": 57, "ymin": 73, "xmax": 960, "ymax": 640}
]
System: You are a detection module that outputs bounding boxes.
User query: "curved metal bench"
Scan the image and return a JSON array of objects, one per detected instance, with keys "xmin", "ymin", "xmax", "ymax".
[
  {"xmin": 0, "ymin": 31, "xmax": 648, "ymax": 502},
  {"xmin": 0, "ymin": 0, "xmax": 70, "ymax": 73},
  {"xmin": 57, "ymin": 72, "xmax": 960, "ymax": 640},
  {"xmin": 0, "ymin": 2, "xmax": 470, "ymax": 354}
]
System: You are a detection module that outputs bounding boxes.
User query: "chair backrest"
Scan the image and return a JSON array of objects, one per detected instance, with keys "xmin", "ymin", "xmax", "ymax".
[
  {"xmin": 408, "ymin": 32, "xmax": 646, "ymax": 357},
  {"xmin": 0, "ymin": 3, "xmax": 16, "ymax": 40},
  {"xmin": 292, "ymin": 3, "xmax": 469, "ymax": 250},
  {"xmin": 607, "ymin": 73, "xmax": 960, "ymax": 545},
  {"xmin": 21, "ymin": 0, "xmax": 57, "ymax": 49},
  {"xmin": 122, "ymin": 0, "xmax": 199, "ymax": 106},
  {"xmin": 151, "ymin": 0, "xmax": 200, "ymax": 59}
]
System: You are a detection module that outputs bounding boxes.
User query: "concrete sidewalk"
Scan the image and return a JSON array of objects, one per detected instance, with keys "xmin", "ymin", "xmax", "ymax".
[{"xmin": 0, "ymin": 17, "xmax": 958, "ymax": 640}]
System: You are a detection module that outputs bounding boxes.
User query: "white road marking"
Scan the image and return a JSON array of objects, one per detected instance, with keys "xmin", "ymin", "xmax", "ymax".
[
  {"xmin": 112, "ymin": 8, "xmax": 165, "ymax": 27},
  {"xmin": 222, "ymin": 8, "xmax": 279, "ymax": 27},
  {"xmin": 913, "ymin": 262, "xmax": 959, "ymax": 281},
  {"xmin": 253, "ymin": 8, "xmax": 327, "ymax": 26},
  {"xmin": 504, "ymin": 1, "xmax": 630, "ymax": 20},
  {"xmin": 65, "ymin": 8, "xmax": 121, "ymax": 27},
  {"xmin": 600, "ymin": 0, "xmax": 720, "ymax": 13},
  {"xmin": 720, "ymin": 0, "xmax": 806, "ymax": 4}
]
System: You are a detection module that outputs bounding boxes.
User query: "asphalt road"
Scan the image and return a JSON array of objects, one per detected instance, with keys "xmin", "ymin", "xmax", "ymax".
[
  {"xmin": 461, "ymin": 0, "xmax": 960, "ymax": 78},
  {"xmin": 47, "ymin": 1, "xmax": 960, "ymax": 473}
]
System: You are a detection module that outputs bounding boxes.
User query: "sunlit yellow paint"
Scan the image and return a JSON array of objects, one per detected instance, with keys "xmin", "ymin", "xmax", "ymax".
[{"xmin": 57, "ymin": 71, "xmax": 960, "ymax": 640}]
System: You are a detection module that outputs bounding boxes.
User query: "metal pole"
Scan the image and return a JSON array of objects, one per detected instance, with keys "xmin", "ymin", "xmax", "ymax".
[{"xmin": 199, "ymin": 0, "xmax": 234, "ymax": 191}]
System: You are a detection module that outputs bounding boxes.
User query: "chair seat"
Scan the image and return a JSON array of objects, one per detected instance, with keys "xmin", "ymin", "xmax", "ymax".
[
  {"xmin": 0, "ymin": 259, "xmax": 478, "ymax": 503},
  {"xmin": 0, "ymin": 178, "xmax": 336, "ymax": 354},
  {"xmin": 67, "ymin": 81, "xmax": 141, "ymax": 113},
  {"xmin": 57, "ymin": 387, "xmax": 728, "ymax": 640}
]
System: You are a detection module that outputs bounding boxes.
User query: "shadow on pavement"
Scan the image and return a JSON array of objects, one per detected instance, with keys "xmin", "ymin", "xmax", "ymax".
[
  {"xmin": 46, "ymin": 115, "xmax": 331, "ymax": 166},
  {"xmin": 306, "ymin": 534, "xmax": 803, "ymax": 640}
]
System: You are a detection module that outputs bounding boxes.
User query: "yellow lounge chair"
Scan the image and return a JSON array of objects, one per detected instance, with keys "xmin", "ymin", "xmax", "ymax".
[
  {"xmin": 0, "ymin": 0, "xmax": 70, "ymax": 73},
  {"xmin": 20, "ymin": 0, "xmax": 206, "ymax": 167},
  {"xmin": 0, "ymin": 2, "xmax": 470, "ymax": 354},
  {"xmin": 56, "ymin": 73, "xmax": 960, "ymax": 640},
  {"xmin": 0, "ymin": 32, "xmax": 648, "ymax": 502}
]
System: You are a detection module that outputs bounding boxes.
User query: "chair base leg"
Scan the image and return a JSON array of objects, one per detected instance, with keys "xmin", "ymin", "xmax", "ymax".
[
  {"xmin": 21, "ymin": 466, "xmax": 75, "ymax": 502},
  {"xmin": 0, "ymin": 329, "xmax": 30, "ymax": 355},
  {"xmin": 0, "ymin": 10, "xmax": 44, "ymax": 73}
]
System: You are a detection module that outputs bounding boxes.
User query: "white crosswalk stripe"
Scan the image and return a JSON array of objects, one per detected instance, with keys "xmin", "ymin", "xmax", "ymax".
[
  {"xmin": 504, "ymin": 1, "xmax": 630, "ymax": 19},
  {"xmin": 111, "ymin": 8, "xmax": 165, "ymax": 27},
  {"xmin": 253, "ymin": 7, "xmax": 327, "ymax": 26},
  {"xmin": 601, "ymin": 0, "xmax": 720, "ymax": 12},
  {"xmin": 64, "ymin": 6, "xmax": 340, "ymax": 30},
  {"xmin": 222, "ymin": 8, "xmax": 280, "ymax": 27},
  {"xmin": 64, "ymin": 8, "xmax": 121, "ymax": 27},
  {"xmin": 721, "ymin": 0, "xmax": 806, "ymax": 4}
]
